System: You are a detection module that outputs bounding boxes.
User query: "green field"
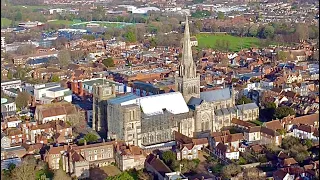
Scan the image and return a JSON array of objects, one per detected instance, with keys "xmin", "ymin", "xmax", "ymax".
[
  {"xmin": 196, "ymin": 33, "xmax": 261, "ymax": 52},
  {"xmin": 1, "ymin": 18, "xmax": 12, "ymax": 28},
  {"xmin": 15, "ymin": 5, "xmax": 48, "ymax": 10},
  {"xmin": 47, "ymin": 20, "xmax": 74, "ymax": 26}
]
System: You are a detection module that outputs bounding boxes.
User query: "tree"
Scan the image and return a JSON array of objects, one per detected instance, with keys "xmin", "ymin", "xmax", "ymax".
[
  {"xmin": 82, "ymin": 34, "xmax": 95, "ymax": 41},
  {"xmin": 161, "ymin": 151, "xmax": 176, "ymax": 166},
  {"xmin": 11, "ymin": 161, "xmax": 36, "ymax": 180},
  {"xmin": 84, "ymin": 133, "xmax": 98, "ymax": 143},
  {"xmin": 102, "ymin": 57, "xmax": 115, "ymax": 67},
  {"xmin": 277, "ymin": 51, "xmax": 288, "ymax": 61},
  {"xmin": 242, "ymin": 167, "xmax": 262, "ymax": 180},
  {"xmin": 295, "ymin": 23, "xmax": 309, "ymax": 42},
  {"xmin": 217, "ymin": 12, "xmax": 225, "ymax": 20},
  {"xmin": 125, "ymin": 31, "xmax": 137, "ymax": 43},
  {"xmin": 16, "ymin": 44, "xmax": 36, "ymax": 55},
  {"xmin": 53, "ymin": 169, "xmax": 71, "ymax": 180},
  {"xmin": 221, "ymin": 164, "xmax": 242, "ymax": 179},
  {"xmin": 248, "ymin": 25, "xmax": 259, "ymax": 37},
  {"xmin": 274, "ymin": 106, "xmax": 295, "ymax": 119},
  {"xmin": 50, "ymin": 74, "xmax": 60, "ymax": 82},
  {"xmin": 106, "ymin": 171, "xmax": 134, "ymax": 180},
  {"xmin": 7, "ymin": 70, "xmax": 13, "ymax": 79},
  {"xmin": 58, "ymin": 50, "xmax": 71, "ymax": 67},
  {"xmin": 15, "ymin": 91, "xmax": 30, "ymax": 109},
  {"xmin": 303, "ymin": 139, "xmax": 313, "ymax": 149},
  {"xmin": 70, "ymin": 50, "xmax": 85, "ymax": 61},
  {"xmin": 236, "ymin": 96, "xmax": 253, "ymax": 105},
  {"xmin": 260, "ymin": 25, "xmax": 275, "ymax": 39}
]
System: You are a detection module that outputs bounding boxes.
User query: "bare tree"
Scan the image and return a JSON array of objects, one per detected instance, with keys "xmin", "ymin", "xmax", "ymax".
[{"xmin": 58, "ymin": 50, "xmax": 71, "ymax": 67}]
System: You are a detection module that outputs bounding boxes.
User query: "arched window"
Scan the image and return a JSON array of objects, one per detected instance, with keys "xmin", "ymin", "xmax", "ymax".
[
  {"xmin": 150, "ymin": 135, "xmax": 154, "ymax": 143},
  {"xmin": 157, "ymin": 134, "xmax": 161, "ymax": 141},
  {"xmin": 164, "ymin": 132, "xmax": 169, "ymax": 140}
]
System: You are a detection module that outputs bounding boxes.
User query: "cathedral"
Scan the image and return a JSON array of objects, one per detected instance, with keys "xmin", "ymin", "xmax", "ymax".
[{"xmin": 94, "ymin": 16, "xmax": 259, "ymax": 147}]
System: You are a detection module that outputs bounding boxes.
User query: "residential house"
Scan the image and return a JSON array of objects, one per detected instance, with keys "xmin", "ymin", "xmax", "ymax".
[
  {"xmin": 29, "ymin": 120, "xmax": 73, "ymax": 144},
  {"xmin": 115, "ymin": 142, "xmax": 146, "ymax": 171},
  {"xmin": 260, "ymin": 127, "xmax": 282, "ymax": 146},
  {"xmin": 244, "ymin": 126, "xmax": 261, "ymax": 142},
  {"xmin": 4, "ymin": 128, "xmax": 26, "ymax": 145},
  {"xmin": 72, "ymin": 140, "xmax": 115, "ymax": 167},
  {"xmin": 231, "ymin": 118, "xmax": 256, "ymax": 130},
  {"xmin": 145, "ymin": 153, "xmax": 172, "ymax": 180},
  {"xmin": 281, "ymin": 158, "xmax": 298, "ymax": 168},
  {"xmin": 211, "ymin": 131, "xmax": 243, "ymax": 160},
  {"xmin": 293, "ymin": 124, "xmax": 319, "ymax": 141},
  {"xmin": 4, "ymin": 116, "xmax": 22, "ymax": 128},
  {"xmin": 1, "ymin": 133, "xmax": 11, "ymax": 149},
  {"xmin": 174, "ymin": 131, "xmax": 206, "ymax": 160},
  {"xmin": 1, "ymin": 146, "xmax": 27, "ymax": 161},
  {"xmin": 273, "ymin": 169, "xmax": 295, "ymax": 180},
  {"xmin": 263, "ymin": 120, "xmax": 284, "ymax": 132},
  {"xmin": 62, "ymin": 147, "xmax": 90, "ymax": 179},
  {"xmin": 281, "ymin": 114, "xmax": 319, "ymax": 132},
  {"xmin": 44, "ymin": 145, "xmax": 68, "ymax": 169}
]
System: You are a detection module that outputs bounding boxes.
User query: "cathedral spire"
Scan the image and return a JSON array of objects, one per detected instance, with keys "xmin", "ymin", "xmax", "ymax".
[{"xmin": 182, "ymin": 16, "xmax": 194, "ymax": 68}]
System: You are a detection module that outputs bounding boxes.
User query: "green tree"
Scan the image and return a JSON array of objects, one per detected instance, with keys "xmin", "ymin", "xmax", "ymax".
[
  {"xmin": 84, "ymin": 133, "xmax": 98, "ymax": 143},
  {"xmin": 125, "ymin": 31, "xmax": 137, "ymax": 43},
  {"xmin": 261, "ymin": 25, "xmax": 275, "ymax": 39},
  {"xmin": 161, "ymin": 151, "xmax": 176, "ymax": 166},
  {"xmin": 102, "ymin": 57, "xmax": 115, "ymax": 67},
  {"xmin": 14, "ymin": 11, "xmax": 22, "ymax": 21},
  {"xmin": 236, "ymin": 96, "xmax": 253, "ymax": 105},
  {"xmin": 248, "ymin": 25, "xmax": 259, "ymax": 37},
  {"xmin": 221, "ymin": 164, "xmax": 241, "ymax": 179},
  {"xmin": 274, "ymin": 106, "xmax": 295, "ymax": 119},
  {"xmin": 82, "ymin": 34, "xmax": 95, "ymax": 41},
  {"xmin": 106, "ymin": 171, "xmax": 134, "ymax": 180},
  {"xmin": 217, "ymin": 12, "xmax": 225, "ymax": 20},
  {"xmin": 15, "ymin": 91, "xmax": 30, "ymax": 109},
  {"xmin": 7, "ymin": 70, "xmax": 13, "ymax": 79},
  {"xmin": 304, "ymin": 139, "xmax": 313, "ymax": 149},
  {"xmin": 50, "ymin": 74, "xmax": 60, "ymax": 82}
]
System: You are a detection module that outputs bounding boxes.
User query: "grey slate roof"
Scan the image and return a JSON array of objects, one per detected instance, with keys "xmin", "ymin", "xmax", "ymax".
[
  {"xmin": 188, "ymin": 97, "xmax": 203, "ymax": 106},
  {"xmin": 214, "ymin": 109, "xmax": 223, "ymax": 116},
  {"xmin": 221, "ymin": 108, "xmax": 230, "ymax": 115},
  {"xmin": 48, "ymin": 87, "xmax": 67, "ymax": 92},
  {"xmin": 108, "ymin": 93, "xmax": 139, "ymax": 105},
  {"xmin": 236, "ymin": 103, "xmax": 259, "ymax": 111},
  {"xmin": 200, "ymin": 88, "xmax": 231, "ymax": 102}
]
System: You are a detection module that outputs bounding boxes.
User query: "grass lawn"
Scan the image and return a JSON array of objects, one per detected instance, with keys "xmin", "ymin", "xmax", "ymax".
[
  {"xmin": 249, "ymin": 120, "xmax": 264, "ymax": 126},
  {"xmin": 47, "ymin": 20, "xmax": 74, "ymax": 26},
  {"xmin": 196, "ymin": 33, "xmax": 261, "ymax": 52},
  {"xmin": 14, "ymin": 5, "xmax": 48, "ymax": 10},
  {"xmin": 1, "ymin": 18, "xmax": 12, "ymax": 28}
]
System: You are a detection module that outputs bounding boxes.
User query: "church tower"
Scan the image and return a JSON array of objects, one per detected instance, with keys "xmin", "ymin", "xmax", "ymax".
[{"xmin": 175, "ymin": 16, "xmax": 201, "ymax": 103}]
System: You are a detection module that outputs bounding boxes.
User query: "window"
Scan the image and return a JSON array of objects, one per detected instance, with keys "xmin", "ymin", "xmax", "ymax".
[
  {"xmin": 94, "ymin": 150, "xmax": 97, "ymax": 154},
  {"xmin": 89, "ymin": 151, "xmax": 92, "ymax": 154},
  {"xmin": 101, "ymin": 149, "xmax": 104, "ymax": 152}
]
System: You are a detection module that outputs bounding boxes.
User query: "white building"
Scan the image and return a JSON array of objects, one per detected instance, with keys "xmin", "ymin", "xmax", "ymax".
[
  {"xmin": 23, "ymin": 82, "xmax": 72, "ymax": 104},
  {"xmin": 293, "ymin": 124, "xmax": 319, "ymax": 141},
  {"xmin": 1, "ymin": 80, "xmax": 21, "ymax": 90},
  {"xmin": 1, "ymin": 36, "xmax": 5, "ymax": 50}
]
